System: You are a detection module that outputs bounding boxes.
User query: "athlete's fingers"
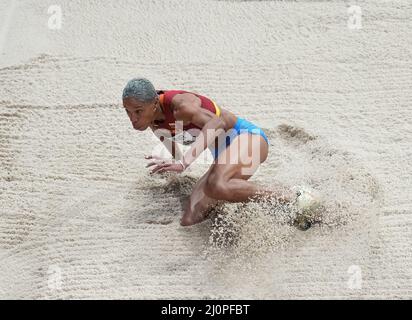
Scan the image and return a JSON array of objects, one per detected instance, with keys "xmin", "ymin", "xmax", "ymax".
[
  {"xmin": 157, "ymin": 164, "xmax": 182, "ymax": 174},
  {"xmin": 145, "ymin": 155, "xmax": 168, "ymax": 161},
  {"xmin": 145, "ymin": 155, "xmax": 159, "ymax": 160},
  {"xmin": 157, "ymin": 165, "xmax": 174, "ymax": 174},
  {"xmin": 146, "ymin": 159, "xmax": 168, "ymax": 168},
  {"xmin": 150, "ymin": 165, "xmax": 161, "ymax": 174},
  {"xmin": 150, "ymin": 163, "xmax": 168, "ymax": 174},
  {"xmin": 157, "ymin": 168, "xmax": 166, "ymax": 174},
  {"xmin": 156, "ymin": 162, "xmax": 179, "ymax": 174},
  {"xmin": 146, "ymin": 161, "xmax": 160, "ymax": 168}
]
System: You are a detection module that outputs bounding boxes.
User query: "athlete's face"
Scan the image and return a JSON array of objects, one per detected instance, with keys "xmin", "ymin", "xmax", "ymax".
[{"xmin": 123, "ymin": 97, "xmax": 157, "ymax": 131}]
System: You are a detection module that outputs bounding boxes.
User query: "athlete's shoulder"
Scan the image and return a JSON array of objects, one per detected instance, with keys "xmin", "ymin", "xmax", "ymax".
[
  {"xmin": 162, "ymin": 90, "xmax": 185, "ymax": 104},
  {"xmin": 171, "ymin": 91, "xmax": 200, "ymax": 107}
]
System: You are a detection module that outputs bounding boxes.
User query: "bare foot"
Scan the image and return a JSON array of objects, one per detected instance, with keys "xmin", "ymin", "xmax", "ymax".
[{"xmin": 180, "ymin": 205, "xmax": 214, "ymax": 226}]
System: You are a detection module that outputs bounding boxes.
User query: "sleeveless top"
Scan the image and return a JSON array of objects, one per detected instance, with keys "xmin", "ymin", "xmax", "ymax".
[{"xmin": 154, "ymin": 90, "xmax": 222, "ymax": 144}]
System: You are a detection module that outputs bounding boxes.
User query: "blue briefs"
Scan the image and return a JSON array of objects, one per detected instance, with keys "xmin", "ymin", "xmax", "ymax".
[{"xmin": 208, "ymin": 117, "xmax": 269, "ymax": 160}]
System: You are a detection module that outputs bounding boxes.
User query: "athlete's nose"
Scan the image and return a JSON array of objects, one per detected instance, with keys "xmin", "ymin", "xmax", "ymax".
[{"xmin": 130, "ymin": 112, "xmax": 138, "ymax": 122}]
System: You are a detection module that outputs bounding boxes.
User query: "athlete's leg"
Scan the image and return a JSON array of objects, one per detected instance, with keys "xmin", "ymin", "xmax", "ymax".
[
  {"xmin": 180, "ymin": 133, "xmax": 295, "ymax": 226},
  {"xmin": 180, "ymin": 165, "xmax": 219, "ymax": 226},
  {"xmin": 204, "ymin": 133, "xmax": 295, "ymax": 203}
]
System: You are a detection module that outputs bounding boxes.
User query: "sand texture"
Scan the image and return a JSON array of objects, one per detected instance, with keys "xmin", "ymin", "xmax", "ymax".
[{"xmin": 0, "ymin": 0, "xmax": 411, "ymax": 299}]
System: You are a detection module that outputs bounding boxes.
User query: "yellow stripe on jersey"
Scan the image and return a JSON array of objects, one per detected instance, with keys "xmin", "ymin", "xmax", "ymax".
[{"xmin": 212, "ymin": 101, "xmax": 221, "ymax": 117}]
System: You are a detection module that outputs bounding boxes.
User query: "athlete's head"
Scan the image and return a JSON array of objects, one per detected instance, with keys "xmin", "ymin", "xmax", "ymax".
[{"xmin": 122, "ymin": 77, "xmax": 160, "ymax": 131}]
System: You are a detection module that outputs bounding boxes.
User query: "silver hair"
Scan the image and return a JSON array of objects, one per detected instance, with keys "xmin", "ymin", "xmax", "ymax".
[{"xmin": 122, "ymin": 78, "xmax": 157, "ymax": 102}]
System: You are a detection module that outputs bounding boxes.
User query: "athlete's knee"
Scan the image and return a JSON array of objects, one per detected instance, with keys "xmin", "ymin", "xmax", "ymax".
[{"xmin": 204, "ymin": 172, "xmax": 230, "ymax": 200}]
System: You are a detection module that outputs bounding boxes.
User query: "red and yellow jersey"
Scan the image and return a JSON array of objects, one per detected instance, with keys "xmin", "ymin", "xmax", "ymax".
[{"xmin": 155, "ymin": 90, "xmax": 221, "ymax": 136}]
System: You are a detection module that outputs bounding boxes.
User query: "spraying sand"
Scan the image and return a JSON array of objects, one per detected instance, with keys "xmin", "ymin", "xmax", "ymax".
[{"xmin": 0, "ymin": 0, "xmax": 411, "ymax": 299}]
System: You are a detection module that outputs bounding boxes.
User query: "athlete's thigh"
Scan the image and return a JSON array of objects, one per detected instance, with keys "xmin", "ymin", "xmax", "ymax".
[{"xmin": 212, "ymin": 133, "xmax": 268, "ymax": 181}]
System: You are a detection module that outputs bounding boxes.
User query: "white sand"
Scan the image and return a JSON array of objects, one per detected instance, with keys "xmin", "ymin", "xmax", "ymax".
[{"xmin": 0, "ymin": 0, "xmax": 411, "ymax": 299}]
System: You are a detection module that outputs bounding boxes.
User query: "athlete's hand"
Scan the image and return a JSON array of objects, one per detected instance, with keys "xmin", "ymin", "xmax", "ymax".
[
  {"xmin": 145, "ymin": 155, "xmax": 185, "ymax": 174},
  {"xmin": 145, "ymin": 154, "xmax": 170, "ymax": 163}
]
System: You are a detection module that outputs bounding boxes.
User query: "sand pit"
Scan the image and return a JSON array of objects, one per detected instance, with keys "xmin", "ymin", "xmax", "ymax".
[{"xmin": 0, "ymin": 0, "xmax": 411, "ymax": 299}]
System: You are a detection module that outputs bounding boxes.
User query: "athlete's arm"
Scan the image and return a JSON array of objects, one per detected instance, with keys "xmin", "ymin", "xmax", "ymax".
[
  {"xmin": 150, "ymin": 125, "xmax": 183, "ymax": 160},
  {"xmin": 172, "ymin": 93, "xmax": 226, "ymax": 168}
]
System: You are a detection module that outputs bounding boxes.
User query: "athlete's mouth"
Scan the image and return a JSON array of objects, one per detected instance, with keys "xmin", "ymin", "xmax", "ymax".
[{"xmin": 134, "ymin": 124, "xmax": 149, "ymax": 131}]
